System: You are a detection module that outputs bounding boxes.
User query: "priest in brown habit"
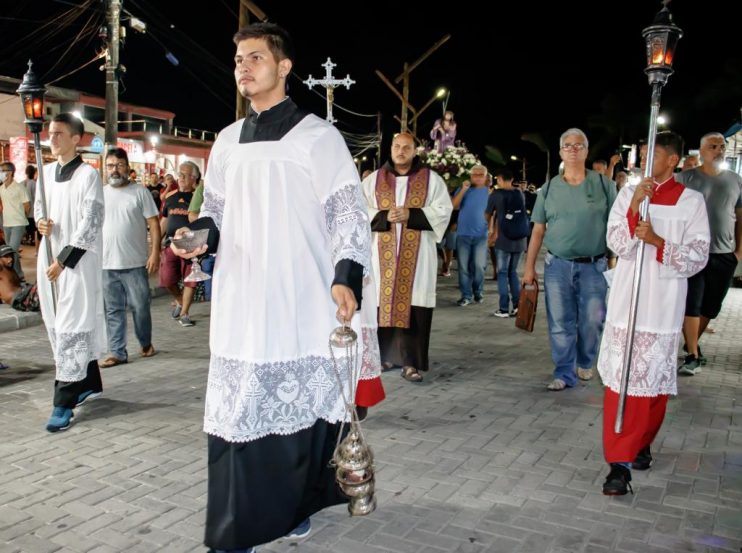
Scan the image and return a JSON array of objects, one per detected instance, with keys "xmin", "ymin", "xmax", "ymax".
[{"xmin": 361, "ymin": 132, "xmax": 453, "ymax": 382}]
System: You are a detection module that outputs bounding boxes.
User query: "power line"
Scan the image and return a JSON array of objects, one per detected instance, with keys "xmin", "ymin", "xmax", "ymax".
[
  {"xmin": 217, "ymin": 0, "xmax": 239, "ymax": 19},
  {"xmin": 41, "ymin": 9, "xmax": 101, "ymax": 80},
  {"xmin": 46, "ymin": 51, "xmax": 106, "ymax": 86}
]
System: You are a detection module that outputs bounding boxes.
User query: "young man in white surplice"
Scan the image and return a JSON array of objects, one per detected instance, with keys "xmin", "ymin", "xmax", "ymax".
[
  {"xmin": 598, "ymin": 131, "xmax": 710, "ymax": 496},
  {"xmin": 170, "ymin": 22, "xmax": 384, "ymax": 553},
  {"xmin": 36, "ymin": 113, "xmax": 107, "ymax": 433}
]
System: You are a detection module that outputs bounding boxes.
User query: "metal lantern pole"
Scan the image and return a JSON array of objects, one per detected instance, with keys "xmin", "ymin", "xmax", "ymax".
[
  {"xmin": 615, "ymin": 1, "xmax": 683, "ymax": 433},
  {"xmin": 17, "ymin": 60, "xmax": 57, "ymax": 311}
]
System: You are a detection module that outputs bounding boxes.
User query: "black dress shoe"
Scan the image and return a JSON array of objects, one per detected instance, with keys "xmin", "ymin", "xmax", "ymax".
[
  {"xmin": 602, "ymin": 463, "xmax": 633, "ymax": 496},
  {"xmin": 632, "ymin": 446, "xmax": 653, "ymax": 471}
]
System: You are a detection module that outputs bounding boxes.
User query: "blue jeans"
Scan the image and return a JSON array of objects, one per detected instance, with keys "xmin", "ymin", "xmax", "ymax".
[
  {"xmin": 457, "ymin": 235, "xmax": 488, "ymax": 299},
  {"xmin": 3, "ymin": 225, "xmax": 25, "ymax": 279},
  {"xmin": 202, "ymin": 254, "xmax": 216, "ymax": 301},
  {"xmin": 495, "ymin": 249, "xmax": 522, "ymax": 311},
  {"xmin": 543, "ymin": 252, "xmax": 608, "ymax": 387},
  {"xmin": 102, "ymin": 267, "xmax": 153, "ymax": 360}
]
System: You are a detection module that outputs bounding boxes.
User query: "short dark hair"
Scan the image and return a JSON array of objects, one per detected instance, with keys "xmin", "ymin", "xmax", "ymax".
[
  {"xmin": 106, "ymin": 147, "xmax": 129, "ymax": 165},
  {"xmin": 1, "ymin": 161, "xmax": 15, "ymax": 173},
  {"xmin": 593, "ymin": 159, "xmax": 608, "ymax": 166},
  {"xmin": 52, "ymin": 113, "xmax": 84, "ymax": 138},
  {"xmin": 494, "ymin": 168, "xmax": 514, "ymax": 182},
  {"xmin": 233, "ymin": 23, "xmax": 295, "ymax": 63},
  {"xmin": 25, "ymin": 165, "xmax": 36, "ymax": 179},
  {"xmin": 655, "ymin": 131, "xmax": 684, "ymax": 157}
]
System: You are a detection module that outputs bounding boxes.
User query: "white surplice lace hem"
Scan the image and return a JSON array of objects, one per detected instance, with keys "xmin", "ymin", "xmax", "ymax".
[
  {"xmin": 48, "ymin": 329, "xmax": 96, "ymax": 382},
  {"xmin": 360, "ymin": 326, "xmax": 381, "ymax": 381},
  {"xmin": 597, "ymin": 322, "xmax": 680, "ymax": 397},
  {"xmin": 324, "ymin": 183, "xmax": 371, "ymax": 274},
  {"xmin": 204, "ymin": 353, "xmax": 355, "ymax": 443}
]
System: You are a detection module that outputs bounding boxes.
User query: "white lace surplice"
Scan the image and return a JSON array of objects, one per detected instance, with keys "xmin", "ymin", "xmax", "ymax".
[
  {"xmin": 35, "ymin": 162, "xmax": 107, "ymax": 382},
  {"xmin": 598, "ymin": 184, "xmax": 709, "ymax": 396},
  {"xmin": 201, "ymin": 115, "xmax": 375, "ymax": 443}
]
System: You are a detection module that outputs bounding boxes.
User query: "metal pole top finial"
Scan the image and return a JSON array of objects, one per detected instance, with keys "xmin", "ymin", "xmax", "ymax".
[{"xmin": 17, "ymin": 59, "xmax": 46, "ymax": 95}]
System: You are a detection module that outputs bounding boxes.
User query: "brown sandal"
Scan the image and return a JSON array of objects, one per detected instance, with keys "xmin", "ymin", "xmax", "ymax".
[
  {"xmin": 140, "ymin": 345, "xmax": 157, "ymax": 358},
  {"xmin": 401, "ymin": 366, "xmax": 423, "ymax": 383},
  {"xmin": 99, "ymin": 356, "xmax": 127, "ymax": 368}
]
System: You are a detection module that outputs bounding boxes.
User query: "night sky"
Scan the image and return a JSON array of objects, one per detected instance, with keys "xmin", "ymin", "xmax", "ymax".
[{"xmin": 1, "ymin": 1, "xmax": 740, "ymax": 181}]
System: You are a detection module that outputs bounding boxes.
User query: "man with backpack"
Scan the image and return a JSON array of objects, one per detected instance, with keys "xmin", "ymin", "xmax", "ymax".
[{"xmin": 486, "ymin": 168, "xmax": 529, "ymax": 317}]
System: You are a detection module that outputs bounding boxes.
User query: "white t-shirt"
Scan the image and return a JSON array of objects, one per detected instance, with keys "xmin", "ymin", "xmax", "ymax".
[
  {"xmin": 0, "ymin": 181, "xmax": 31, "ymax": 227},
  {"xmin": 102, "ymin": 182, "xmax": 158, "ymax": 270}
]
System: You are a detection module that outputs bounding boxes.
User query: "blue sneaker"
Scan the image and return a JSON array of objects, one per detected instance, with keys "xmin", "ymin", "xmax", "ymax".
[
  {"xmin": 46, "ymin": 406, "xmax": 74, "ymax": 433},
  {"xmin": 285, "ymin": 518, "xmax": 311, "ymax": 539},
  {"xmin": 209, "ymin": 549, "xmax": 256, "ymax": 553},
  {"xmin": 77, "ymin": 389, "xmax": 102, "ymax": 407},
  {"xmin": 171, "ymin": 304, "xmax": 182, "ymax": 319},
  {"xmin": 0, "ymin": 361, "xmax": 8, "ymax": 370}
]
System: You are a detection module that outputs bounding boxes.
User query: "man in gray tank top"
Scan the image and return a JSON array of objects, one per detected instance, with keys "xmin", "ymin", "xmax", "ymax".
[{"xmin": 675, "ymin": 132, "xmax": 742, "ymax": 375}]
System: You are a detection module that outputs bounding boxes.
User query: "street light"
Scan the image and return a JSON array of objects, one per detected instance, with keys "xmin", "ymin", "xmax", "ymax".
[
  {"xmin": 657, "ymin": 114, "xmax": 668, "ymax": 126},
  {"xmin": 17, "ymin": 60, "xmax": 57, "ymax": 311},
  {"xmin": 614, "ymin": 1, "xmax": 682, "ymax": 434},
  {"xmin": 409, "ymin": 87, "xmax": 448, "ymax": 136},
  {"xmin": 510, "ymin": 155, "xmax": 527, "ymax": 180}
]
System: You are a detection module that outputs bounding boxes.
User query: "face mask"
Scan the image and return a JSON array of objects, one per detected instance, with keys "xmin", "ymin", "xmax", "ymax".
[{"xmin": 0, "ymin": 171, "xmax": 8, "ymax": 181}]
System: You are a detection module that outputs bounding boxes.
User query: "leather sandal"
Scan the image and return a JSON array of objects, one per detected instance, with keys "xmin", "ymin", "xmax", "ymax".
[
  {"xmin": 401, "ymin": 366, "xmax": 423, "ymax": 383},
  {"xmin": 99, "ymin": 356, "xmax": 127, "ymax": 368},
  {"xmin": 140, "ymin": 345, "xmax": 157, "ymax": 358}
]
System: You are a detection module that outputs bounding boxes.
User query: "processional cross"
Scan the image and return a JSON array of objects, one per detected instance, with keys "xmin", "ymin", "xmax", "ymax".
[{"xmin": 303, "ymin": 57, "xmax": 355, "ymax": 124}]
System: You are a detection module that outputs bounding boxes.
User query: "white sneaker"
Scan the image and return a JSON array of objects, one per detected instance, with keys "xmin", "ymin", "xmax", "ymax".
[
  {"xmin": 547, "ymin": 378, "xmax": 567, "ymax": 391},
  {"xmin": 577, "ymin": 368, "xmax": 594, "ymax": 381}
]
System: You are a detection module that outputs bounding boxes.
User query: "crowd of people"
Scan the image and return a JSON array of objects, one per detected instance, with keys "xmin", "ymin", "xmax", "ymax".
[{"xmin": 0, "ymin": 21, "xmax": 740, "ymax": 553}]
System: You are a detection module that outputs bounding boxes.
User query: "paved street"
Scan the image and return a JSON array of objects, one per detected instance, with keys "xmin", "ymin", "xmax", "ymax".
[{"xmin": 1, "ymin": 272, "xmax": 741, "ymax": 553}]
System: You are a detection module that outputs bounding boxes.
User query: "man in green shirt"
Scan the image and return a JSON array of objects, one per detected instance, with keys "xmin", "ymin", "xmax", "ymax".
[{"xmin": 523, "ymin": 128, "xmax": 616, "ymax": 391}]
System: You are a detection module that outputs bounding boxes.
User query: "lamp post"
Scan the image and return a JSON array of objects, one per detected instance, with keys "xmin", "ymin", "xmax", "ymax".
[
  {"xmin": 614, "ymin": 0, "xmax": 682, "ymax": 434},
  {"xmin": 16, "ymin": 60, "xmax": 57, "ymax": 311},
  {"xmin": 510, "ymin": 154, "xmax": 527, "ymax": 181}
]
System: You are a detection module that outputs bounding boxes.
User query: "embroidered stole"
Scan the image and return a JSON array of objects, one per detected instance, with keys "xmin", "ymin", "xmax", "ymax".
[{"xmin": 375, "ymin": 167, "xmax": 429, "ymax": 328}]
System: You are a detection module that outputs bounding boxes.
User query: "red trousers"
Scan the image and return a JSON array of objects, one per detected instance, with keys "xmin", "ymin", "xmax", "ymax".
[{"xmin": 603, "ymin": 388, "xmax": 668, "ymax": 464}]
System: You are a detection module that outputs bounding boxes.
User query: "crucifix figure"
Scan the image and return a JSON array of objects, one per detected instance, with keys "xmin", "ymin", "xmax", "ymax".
[{"xmin": 303, "ymin": 57, "xmax": 355, "ymax": 124}]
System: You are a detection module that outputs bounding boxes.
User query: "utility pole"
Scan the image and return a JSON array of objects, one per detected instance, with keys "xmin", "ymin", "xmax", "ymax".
[
  {"xmin": 104, "ymin": 0, "xmax": 122, "ymax": 154},
  {"xmin": 236, "ymin": 1, "xmax": 250, "ymax": 120},
  {"xmin": 236, "ymin": 1, "xmax": 268, "ymax": 120},
  {"xmin": 376, "ymin": 34, "xmax": 450, "ymax": 134}
]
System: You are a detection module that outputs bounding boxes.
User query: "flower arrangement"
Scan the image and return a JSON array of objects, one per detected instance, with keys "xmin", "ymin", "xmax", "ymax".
[{"xmin": 417, "ymin": 143, "xmax": 482, "ymax": 190}]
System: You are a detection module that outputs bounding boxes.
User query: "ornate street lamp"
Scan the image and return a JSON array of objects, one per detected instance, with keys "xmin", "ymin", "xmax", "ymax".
[
  {"xmin": 17, "ymin": 60, "xmax": 57, "ymax": 310},
  {"xmin": 615, "ymin": 1, "xmax": 682, "ymax": 433}
]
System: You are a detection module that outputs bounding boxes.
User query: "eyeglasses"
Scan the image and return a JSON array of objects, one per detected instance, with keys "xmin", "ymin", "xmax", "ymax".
[
  {"xmin": 561, "ymin": 143, "xmax": 586, "ymax": 151},
  {"xmin": 105, "ymin": 162, "xmax": 127, "ymax": 169}
]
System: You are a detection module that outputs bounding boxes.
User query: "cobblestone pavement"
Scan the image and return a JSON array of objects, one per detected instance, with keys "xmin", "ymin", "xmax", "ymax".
[{"xmin": 1, "ymin": 272, "xmax": 740, "ymax": 553}]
